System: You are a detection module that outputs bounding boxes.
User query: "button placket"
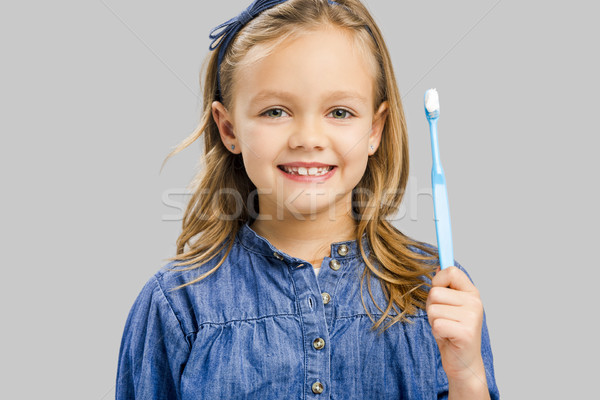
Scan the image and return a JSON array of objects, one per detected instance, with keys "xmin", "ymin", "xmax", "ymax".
[{"xmin": 287, "ymin": 255, "xmax": 331, "ymax": 397}]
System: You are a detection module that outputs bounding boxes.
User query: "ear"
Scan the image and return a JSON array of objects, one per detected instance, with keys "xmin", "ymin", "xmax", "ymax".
[
  {"xmin": 211, "ymin": 101, "xmax": 240, "ymax": 154},
  {"xmin": 368, "ymin": 101, "xmax": 388, "ymax": 155}
]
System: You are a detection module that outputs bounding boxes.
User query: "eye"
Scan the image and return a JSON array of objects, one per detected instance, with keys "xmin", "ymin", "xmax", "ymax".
[
  {"xmin": 262, "ymin": 108, "xmax": 289, "ymax": 118},
  {"xmin": 329, "ymin": 109, "xmax": 353, "ymax": 119}
]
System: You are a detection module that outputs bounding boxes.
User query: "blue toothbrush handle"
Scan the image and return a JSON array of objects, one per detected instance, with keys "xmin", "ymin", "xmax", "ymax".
[
  {"xmin": 428, "ymin": 118, "xmax": 455, "ymax": 270},
  {"xmin": 432, "ymin": 171, "xmax": 454, "ymax": 269}
]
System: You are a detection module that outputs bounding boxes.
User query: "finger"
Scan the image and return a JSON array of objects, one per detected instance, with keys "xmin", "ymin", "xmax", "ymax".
[
  {"xmin": 427, "ymin": 286, "xmax": 471, "ymax": 307},
  {"xmin": 427, "ymin": 303, "xmax": 463, "ymax": 323},
  {"xmin": 431, "ymin": 266, "xmax": 477, "ymax": 293},
  {"xmin": 429, "ymin": 317, "xmax": 466, "ymax": 343}
]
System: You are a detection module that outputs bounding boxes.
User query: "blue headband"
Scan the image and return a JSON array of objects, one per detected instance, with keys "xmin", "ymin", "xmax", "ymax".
[{"xmin": 208, "ymin": 0, "xmax": 346, "ymax": 102}]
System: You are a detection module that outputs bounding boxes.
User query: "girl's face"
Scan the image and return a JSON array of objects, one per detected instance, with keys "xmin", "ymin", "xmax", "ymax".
[{"xmin": 213, "ymin": 27, "xmax": 388, "ymax": 221}]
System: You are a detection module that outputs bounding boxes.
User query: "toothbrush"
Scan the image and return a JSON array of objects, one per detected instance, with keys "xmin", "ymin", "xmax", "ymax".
[{"xmin": 424, "ymin": 88, "xmax": 454, "ymax": 270}]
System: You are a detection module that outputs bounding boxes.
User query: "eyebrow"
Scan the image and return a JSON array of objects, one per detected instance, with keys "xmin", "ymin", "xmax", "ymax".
[{"xmin": 250, "ymin": 90, "xmax": 368, "ymax": 104}]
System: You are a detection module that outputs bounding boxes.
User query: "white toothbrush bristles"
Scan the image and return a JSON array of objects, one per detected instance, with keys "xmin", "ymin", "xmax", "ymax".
[{"xmin": 425, "ymin": 88, "xmax": 439, "ymax": 113}]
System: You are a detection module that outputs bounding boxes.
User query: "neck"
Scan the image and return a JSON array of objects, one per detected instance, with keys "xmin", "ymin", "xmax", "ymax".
[
  {"xmin": 249, "ymin": 202, "xmax": 358, "ymax": 264},
  {"xmin": 252, "ymin": 216, "xmax": 357, "ymax": 244}
]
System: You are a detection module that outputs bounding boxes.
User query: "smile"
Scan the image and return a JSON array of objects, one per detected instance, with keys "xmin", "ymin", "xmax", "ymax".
[
  {"xmin": 277, "ymin": 165, "xmax": 337, "ymax": 182},
  {"xmin": 278, "ymin": 165, "xmax": 334, "ymax": 176}
]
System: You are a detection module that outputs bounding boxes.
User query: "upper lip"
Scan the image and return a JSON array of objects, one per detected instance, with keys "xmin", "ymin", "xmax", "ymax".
[{"xmin": 278, "ymin": 162, "xmax": 336, "ymax": 168}]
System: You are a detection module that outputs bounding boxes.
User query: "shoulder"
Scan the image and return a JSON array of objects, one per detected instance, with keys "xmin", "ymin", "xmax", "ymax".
[
  {"xmin": 130, "ymin": 268, "xmax": 201, "ymax": 338},
  {"xmin": 157, "ymin": 231, "xmax": 245, "ymax": 281},
  {"xmin": 148, "ymin": 235, "xmax": 268, "ymax": 330}
]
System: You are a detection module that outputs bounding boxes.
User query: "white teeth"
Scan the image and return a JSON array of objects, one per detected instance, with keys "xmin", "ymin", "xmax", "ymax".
[{"xmin": 282, "ymin": 166, "xmax": 332, "ymax": 176}]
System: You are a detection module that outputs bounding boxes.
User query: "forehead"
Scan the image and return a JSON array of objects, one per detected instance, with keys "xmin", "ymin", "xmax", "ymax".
[{"xmin": 232, "ymin": 27, "xmax": 377, "ymax": 109}]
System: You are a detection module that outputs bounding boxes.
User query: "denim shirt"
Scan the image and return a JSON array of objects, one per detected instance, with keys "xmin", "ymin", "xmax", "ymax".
[{"xmin": 116, "ymin": 222, "xmax": 499, "ymax": 399}]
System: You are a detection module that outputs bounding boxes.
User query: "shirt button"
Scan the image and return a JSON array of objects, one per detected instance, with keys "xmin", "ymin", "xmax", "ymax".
[
  {"xmin": 329, "ymin": 259, "xmax": 341, "ymax": 271},
  {"xmin": 337, "ymin": 244, "xmax": 349, "ymax": 256},
  {"xmin": 321, "ymin": 292, "xmax": 331, "ymax": 304},
  {"xmin": 313, "ymin": 337, "xmax": 325, "ymax": 350},
  {"xmin": 312, "ymin": 382, "xmax": 324, "ymax": 394},
  {"xmin": 273, "ymin": 252, "xmax": 284, "ymax": 260}
]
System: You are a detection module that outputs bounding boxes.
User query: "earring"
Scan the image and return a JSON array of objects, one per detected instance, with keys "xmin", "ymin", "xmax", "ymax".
[
  {"xmin": 370, "ymin": 145, "xmax": 374, "ymax": 150},
  {"xmin": 231, "ymin": 144, "xmax": 235, "ymax": 150}
]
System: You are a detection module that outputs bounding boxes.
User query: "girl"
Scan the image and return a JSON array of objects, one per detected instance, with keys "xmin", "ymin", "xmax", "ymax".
[{"xmin": 116, "ymin": 0, "xmax": 499, "ymax": 399}]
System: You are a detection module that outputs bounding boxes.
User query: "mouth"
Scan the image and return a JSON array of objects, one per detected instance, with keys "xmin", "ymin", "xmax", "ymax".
[{"xmin": 277, "ymin": 165, "xmax": 335, "ymax": 177}]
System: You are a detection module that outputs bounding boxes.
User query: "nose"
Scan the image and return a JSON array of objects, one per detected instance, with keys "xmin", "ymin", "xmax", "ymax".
[{"xmin": 287, "ymin": 115, "xmax": 329, "ymax": 151}]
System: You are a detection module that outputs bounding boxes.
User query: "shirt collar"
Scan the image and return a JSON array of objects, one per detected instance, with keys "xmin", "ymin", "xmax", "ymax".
[{"xmin": 237, "ymin": 221, "xmax": 370, "ymax": 264}]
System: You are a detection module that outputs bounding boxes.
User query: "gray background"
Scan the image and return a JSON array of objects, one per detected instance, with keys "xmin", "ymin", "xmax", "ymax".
[{"xmin": 1, "ymin": 0, "xmax": 597, "ymax": 398}]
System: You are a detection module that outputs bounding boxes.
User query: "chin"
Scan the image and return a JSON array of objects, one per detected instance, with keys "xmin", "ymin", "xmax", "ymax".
[{"xmin": 280, "ymin": 200, "xmax": 340, "ymax": 220}]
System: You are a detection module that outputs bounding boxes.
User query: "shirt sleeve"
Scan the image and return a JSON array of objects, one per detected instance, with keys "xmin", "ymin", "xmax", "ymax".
[
  {"xmin": 116, "ymin": 274, "xmax": 191, "ymax": 400},
  {"xmin": 436, "ymin": 262, "xmax": 501, "ymax": 400}
]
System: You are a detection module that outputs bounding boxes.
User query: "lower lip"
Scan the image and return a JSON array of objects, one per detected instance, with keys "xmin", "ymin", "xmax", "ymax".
[{"xmin": 278, "ymin": 166, "xmax": 337, "ymax": 182}]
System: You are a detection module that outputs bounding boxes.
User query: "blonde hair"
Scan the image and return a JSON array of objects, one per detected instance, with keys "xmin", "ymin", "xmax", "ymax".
[{"xmin": 161, "ymin": 0, "xmax": 439, "ymax": 333}]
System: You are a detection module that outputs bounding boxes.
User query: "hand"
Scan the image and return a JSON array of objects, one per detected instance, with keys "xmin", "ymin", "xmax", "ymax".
[{"xmin": 426, "ymin": 266, "xmax": 489, "ymax": 397}]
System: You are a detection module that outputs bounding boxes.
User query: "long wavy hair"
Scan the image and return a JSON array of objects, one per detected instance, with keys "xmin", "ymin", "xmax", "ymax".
[{"xmin": 161, "ymin": 0, "xmax": 439, "ymax": 333}]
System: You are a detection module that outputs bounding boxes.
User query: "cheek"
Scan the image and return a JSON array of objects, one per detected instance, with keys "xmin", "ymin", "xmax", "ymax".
[
  {"xmin": 346, "ymin": 151, "xmax": 369, "ymax": 182},
  {"xmin": 236, "ymin": 127, "xmax": 282, "ymax": 186},
  {"xmin": 338, "ymin": 125, "xmax": 371, "ymax": 183},
  {"xmin": 238, "ymin": 124, "xmax": 285, "ymax": 160},
  {"xmin": 337, "ymin": 125, "xmax": 370, "ymax": 163},
  {"xmin": 240, "ymin": 153, "xmax": 272, "ymax": 193}
]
